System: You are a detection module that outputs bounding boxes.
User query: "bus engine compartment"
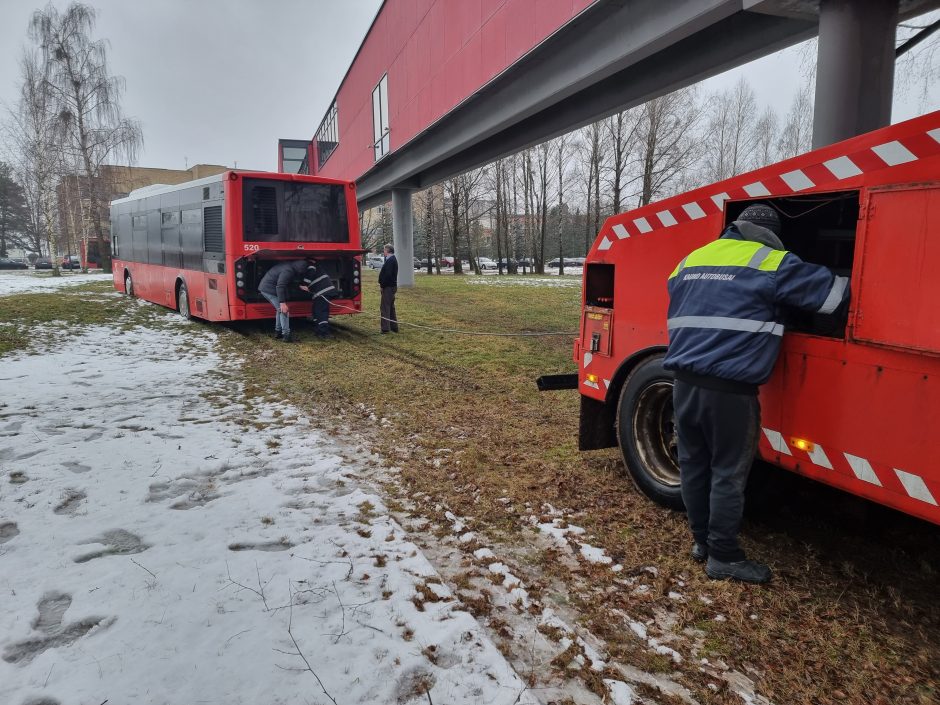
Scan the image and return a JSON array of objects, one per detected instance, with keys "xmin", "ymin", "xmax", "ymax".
[{"xmin": 233, "ymin": 255, "xmax": 362, "ymax": 303}]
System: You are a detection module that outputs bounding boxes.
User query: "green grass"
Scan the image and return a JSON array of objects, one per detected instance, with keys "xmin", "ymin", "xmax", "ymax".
[{"xmin": 0, "ymin": 281, "xmax": 178, "ymax": 356}]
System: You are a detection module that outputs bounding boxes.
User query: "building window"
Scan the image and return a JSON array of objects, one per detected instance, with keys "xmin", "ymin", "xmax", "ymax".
[
  {"xmin": 372, "ymin": 74, "xmax": 389, "ymax": 161},
  {"xmin": 132, "ymin": 215, "xmax": 146, "ymax": 229},
  {"xmin": 162, "ymin": 211, "xmax": 180, "ymax": 226},
  {"xmin": 315, "ymin": 101, "xmax": 338, "ymax": 170},
  {"xmin": 280, "ymin": 143, "xmax": 309, "ymax": 174}
]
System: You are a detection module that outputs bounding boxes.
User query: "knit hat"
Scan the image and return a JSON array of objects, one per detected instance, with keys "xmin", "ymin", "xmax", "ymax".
[{"xmin": 738, "ymin": 202, "xmax": 781, "ymax": 235}]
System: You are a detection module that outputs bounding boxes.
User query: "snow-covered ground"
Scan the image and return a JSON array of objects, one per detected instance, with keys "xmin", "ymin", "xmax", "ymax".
[
  {"xmin": 0, "ymin": 270, "xmax": 113, "ymax": 297},
  {"xmin": 0, "ymin": 286, "xmax": 535, "ymax": 704}
]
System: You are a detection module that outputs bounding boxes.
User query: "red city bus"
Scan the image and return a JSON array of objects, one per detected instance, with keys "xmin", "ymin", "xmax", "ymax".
[
  {"xmin": 111, "ymin": 171, "xmax": 362, "ymax": 322},
  {"xmin": 570, "ymin": 111, "xmax": 940, "ymax": 526}
]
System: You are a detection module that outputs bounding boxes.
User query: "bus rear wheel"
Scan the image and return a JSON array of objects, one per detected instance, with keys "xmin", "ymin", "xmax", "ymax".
[
  {"xmin": 177, "ymin": 282, "xmax": 191, "ymax": 320},
  {"xmin": 124, "ymin": 273, "xmax": 134, "ymax": 297},
  {"xmin": 616, "ymin": 354, "xmax": 684, "ymax": 510}
]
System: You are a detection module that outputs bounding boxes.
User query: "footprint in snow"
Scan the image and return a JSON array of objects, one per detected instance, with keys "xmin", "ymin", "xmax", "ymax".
[
  {"xmin": 228, "ymin": 539, "xmax": 295, "ymax": 552},
  {"xmin": 0, "ymin": 420, "xmax": 24, "ymax": 437},
  {"xmin": 0, "ymin": 521, "xmax": 19, "ymax": 544},
  {"xmin": 2, "ymin": 592, "xmax": 112, "ymax": 665},
  {"xmin": 62, "ymin": 461, "xmax": 91, "ymax": 474},
  {"xmin": 54, "ymin": 489, "xmax": 87, "ymax": 516},
  {"xmin": 9, "ymin": 471, "xmax": 28, "ymax": 484},
  {"xmin": 73, "ymin": 529, "xmax": 149, "ymax": 563}
]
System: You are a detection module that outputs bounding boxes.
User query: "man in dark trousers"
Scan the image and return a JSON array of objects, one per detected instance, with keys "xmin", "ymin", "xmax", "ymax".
[
  {"xmin": 302, "ymin": 260, "xmax": 338, "ymax": 339},
  {"xmin": 378, "ymin": 244, "xmax": 399, "ymax": 334},
  {"xmin": 664, "ymin": 203, "xmax": 849, "ymax": 584},
  {"xmin": 258, "ymin": 259, "xmax": 310, "ymax": 342}
]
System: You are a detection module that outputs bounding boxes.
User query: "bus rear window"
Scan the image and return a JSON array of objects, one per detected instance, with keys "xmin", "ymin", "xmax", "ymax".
[{"xmin": 242, "ymin": 178, "xmax": 349, "ymax": 243}]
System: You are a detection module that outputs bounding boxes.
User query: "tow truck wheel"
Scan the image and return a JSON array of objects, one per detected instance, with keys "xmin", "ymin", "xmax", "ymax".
[
  {"xmin": 616, "ymin": 354, "xmax": 685, "ymax": 510},
  {"xmin": 177, "ymin": 281, "xmax": 191, "ymax": 320}
]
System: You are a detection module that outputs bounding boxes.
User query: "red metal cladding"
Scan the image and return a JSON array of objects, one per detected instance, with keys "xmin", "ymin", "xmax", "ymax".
[
  {"xmin": 580, "ymin": 111, "xmax": 940, "ymax": 525},
  {"xmin": 314, "ymin": 0, "xmax": 600, "ymax": 182}
]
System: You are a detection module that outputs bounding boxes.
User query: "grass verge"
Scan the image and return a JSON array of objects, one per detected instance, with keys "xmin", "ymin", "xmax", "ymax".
[{"xmin": 9, "ymin": 273, "xmax": 937, "ymax": 704}]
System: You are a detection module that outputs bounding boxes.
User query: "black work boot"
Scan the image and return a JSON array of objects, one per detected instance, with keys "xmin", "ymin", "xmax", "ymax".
[
  {"xmin": 705, "ymin": 557, "xmax": 772, "ymax": 584},
  {"xmin": 272, "ymin": 331, "xmax": 283, "ymax": 340},
  {"xmin": 691, "ymin": 542, "xmax": 707, "ymax": 563}
]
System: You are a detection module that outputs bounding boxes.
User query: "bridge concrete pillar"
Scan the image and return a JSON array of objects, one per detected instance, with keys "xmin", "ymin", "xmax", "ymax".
[
  {"xmin": 391, "ymin": 188, "xmax": 415, "ymax": 287},
  {"xmin": 812, "ymin": 0, "xmax": 898, "ymax": 149}
]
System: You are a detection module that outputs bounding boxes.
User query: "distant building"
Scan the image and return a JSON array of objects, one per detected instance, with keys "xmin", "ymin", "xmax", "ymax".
[{"xmin": 57, "ymin": 163, "xmax": 230, "ymax": 266}]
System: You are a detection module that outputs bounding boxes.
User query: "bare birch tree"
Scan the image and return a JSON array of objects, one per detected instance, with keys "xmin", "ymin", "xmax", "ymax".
[
  {"xmin": 553, "ymin": 134, "xmax": 573, "ymax": 274},
  {"xmin": 703, "ymin": 77, "xmax": 758, "ymax": 182},
  {"xmin": 5, "ymin": 50, "xmax": 63, "ymax": 274},
  {"xmin": 30, "ymin": 2, "xmax": 143, "ymax": 273},
  {"xmin": 603, "ymin": 109, "xmax": 639, "ymax": 214},
  {"xmin": 635, "ymin": 87, "xmax": 704, "ymax": 207},
  {"xmin": 777, "ymin": 83, "xmax": 814, "ymax": 159}
]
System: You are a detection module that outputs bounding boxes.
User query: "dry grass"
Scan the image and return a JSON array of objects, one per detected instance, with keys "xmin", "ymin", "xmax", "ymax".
[{"xmin": 21, "ymin": 275, "xmax": 937, "ymax": 704}]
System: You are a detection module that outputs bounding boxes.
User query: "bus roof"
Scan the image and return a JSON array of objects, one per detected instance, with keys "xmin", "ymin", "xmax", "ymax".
[
  {"xmin": 110, "ymin": 170, "xmax": 356, "ymax": 207},
  {"xmin": 110, "ymin": 173, "xmax": 226, "ymax": 206}
]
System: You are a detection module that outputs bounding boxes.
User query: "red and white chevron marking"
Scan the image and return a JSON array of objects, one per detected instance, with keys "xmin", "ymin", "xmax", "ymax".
[
  {"xmin": 761, "ymin": 427, "xmax": 939, "ymax": 508},
  {"xmin": 596, "ymin": 123, "xmax": 940, "ymax": 252}
]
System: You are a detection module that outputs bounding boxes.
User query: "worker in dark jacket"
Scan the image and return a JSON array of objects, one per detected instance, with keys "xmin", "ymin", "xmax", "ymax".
[
  {"xmin": 664, "ymin": 203, "xmax": 849, "ymax": 584},
  {"xmin": 378, "ymin": 244, "xmax": 399, "ymax": 334},
  {"xmin": 258, "ymin": 259, "xmax": 309, "ymax": 342},
  {"xmin": 302, "ymin": 260, "xmax": 338, "ymax": 338}
]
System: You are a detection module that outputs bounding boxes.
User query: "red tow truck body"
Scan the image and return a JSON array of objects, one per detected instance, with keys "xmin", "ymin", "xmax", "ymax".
[{"xmin": 577, "ymin": 111, "xmax": 940, "ymax": 526}]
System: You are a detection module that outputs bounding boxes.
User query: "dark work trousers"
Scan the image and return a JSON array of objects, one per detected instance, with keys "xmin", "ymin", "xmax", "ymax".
[
  {"xmin": 312, "ymin": 295, "xmax": 331, "ymax": 337},
  {"xmin": 673, "ymin": 379, "xmax": 760, "ymax": 562},
  {"xmin": 380, "ymin": 286, "xmax": 398, "ymax": 332}
]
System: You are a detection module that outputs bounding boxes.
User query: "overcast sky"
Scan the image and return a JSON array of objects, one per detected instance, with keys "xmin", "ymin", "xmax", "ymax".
[{"xmin": 0, "ymin": 1, "xmax": 935, "ymax": 174}]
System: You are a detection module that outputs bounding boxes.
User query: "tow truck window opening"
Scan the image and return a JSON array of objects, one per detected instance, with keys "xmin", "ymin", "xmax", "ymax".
[{"xmin": 725, "ymin": 190, "xmax": 860, "ymax": 340}]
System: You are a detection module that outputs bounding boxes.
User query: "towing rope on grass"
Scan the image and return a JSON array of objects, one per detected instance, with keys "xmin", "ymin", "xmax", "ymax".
[{"xmin": 321, "ymin": 296, "xmax": 578, "ymax": 338}]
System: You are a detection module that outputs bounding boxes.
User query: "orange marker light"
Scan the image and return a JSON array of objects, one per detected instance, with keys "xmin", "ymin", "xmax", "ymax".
[
  {"xmin": 586, "ymin": 374, "xmax": 598, "ymax": 384},
  {"xmin": 791, "ymin": 437, "xmax": 815, "ymax": 452}
]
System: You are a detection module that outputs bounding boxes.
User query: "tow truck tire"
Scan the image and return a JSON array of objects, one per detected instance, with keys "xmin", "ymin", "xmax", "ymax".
[
  {"xmin": 616, "ymin": 354, "xmax": 685, "ymax": 510},
  {"xmin": 177, "ymin": 281, "xmax": 191, "ymax": 320}
]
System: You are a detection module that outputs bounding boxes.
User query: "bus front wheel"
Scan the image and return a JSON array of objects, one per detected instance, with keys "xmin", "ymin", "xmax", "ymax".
[
  {"xmin": 616, "ymin": 354, "xmax": 685, "ymax": 510},
  {"xmin": 124, "ymin": 273, "xmax": 134, "ymax": 297},
  {"xmin": 177, "ymin": 282, "xmax": 191, "ymax": 320}
]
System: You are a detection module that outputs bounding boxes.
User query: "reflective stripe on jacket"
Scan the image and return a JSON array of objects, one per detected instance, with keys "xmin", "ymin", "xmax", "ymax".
[
  {"xmin": 302, "ymin": 265, "xmax": 338, "ymax": 300},
  {"xmin": 663, "ymin": 224, "xmax": 849, "ymax": 386}
]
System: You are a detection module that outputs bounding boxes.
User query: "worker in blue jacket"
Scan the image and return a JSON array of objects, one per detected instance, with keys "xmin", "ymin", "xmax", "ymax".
[
  {"xmin": 302, "ymin": 260, "xmax": 338, "ymax": 339},
  {"xmin": 664, "ymin": 203, "xmax": 849, "ymax": 584}
]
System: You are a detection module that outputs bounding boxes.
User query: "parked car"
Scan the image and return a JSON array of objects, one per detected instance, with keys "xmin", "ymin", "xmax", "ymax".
[
  {"xmin": 477, "ymin": 257, "xmax": 498, "ymax": 270},
  {"xmin": 413, "ymin": 257, "xmax": 423, "ymax": 269},
  {"xmin": 0, "ymin": 258, "xmax": 28, "ymax": 270},
  {"xmin": 547, "ymin": 258, "xmax": 561, "ymax": 268},
  {"xmin": 365, "ymin": 254, "xmax": 385, "ymax": 269},
  {"xmin": 34, "ymin": 257, "xmax": 53, "ymax": 270},
  {"xmin": 417, "ymin": 257, "xmax": 437, "ymax": 269},
  {"xmin": 498, "ymin": 258, "xmax": 518, "ymax": 268},
  {"xmin": 440, "ymin": 256, "xmax": 456, "ymax": 268},
  {"xmin": 61, "ymin": 255, "xmax": 82, "ymax": 270}
]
